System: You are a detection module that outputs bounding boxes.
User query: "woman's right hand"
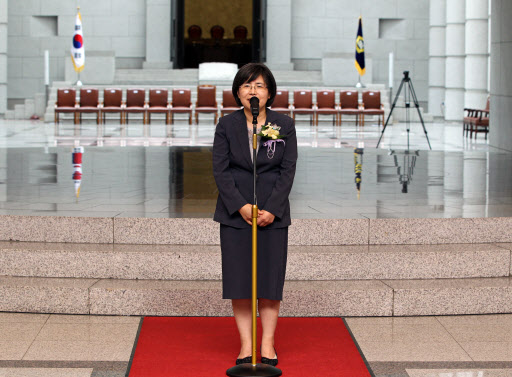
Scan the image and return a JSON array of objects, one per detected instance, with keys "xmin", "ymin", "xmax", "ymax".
[{"xmin": 239, "ymin": 204, "xmax": 253, "ymax": 225}]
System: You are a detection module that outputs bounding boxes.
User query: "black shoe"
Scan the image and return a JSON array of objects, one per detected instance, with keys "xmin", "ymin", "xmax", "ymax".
[
  {"xmin": 261, "ymin": 348, "xmax": 278, "ymax": 367},
  {"xmin": 236, "ymin": 355, "xmax": 252, "ymax": 365}
]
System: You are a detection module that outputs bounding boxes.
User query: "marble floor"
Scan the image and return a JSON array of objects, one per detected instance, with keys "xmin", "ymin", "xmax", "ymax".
[
  {"xmin": 1, "ymin": 312, "xmax": 512, "ymax": 377},
  {"xmin": 0, "ymin": 116, "xmax": 509, "ymax": 219}
]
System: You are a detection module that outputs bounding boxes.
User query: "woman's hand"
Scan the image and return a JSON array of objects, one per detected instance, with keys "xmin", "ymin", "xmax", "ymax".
[
  {"xmin": 257, "ymin": 210, "xmax": 275, "ymax": 227},
  {"xmin": 239, "ymin": 204, "xmax": 253, "ymax": 225}
]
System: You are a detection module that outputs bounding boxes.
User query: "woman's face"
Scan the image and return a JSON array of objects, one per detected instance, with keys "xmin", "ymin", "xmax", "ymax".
[{"xmin": 237, "ymin": 75, "xmax": 270, "ymax": 113}]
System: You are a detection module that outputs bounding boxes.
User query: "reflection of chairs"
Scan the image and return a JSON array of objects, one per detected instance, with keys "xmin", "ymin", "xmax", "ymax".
[
  {"xmin": 76, "ymin": 88, "xmax": 101, "ymax": 124},
  {"xmin": 220, "ymin": 89, "xmax": 240, "ymax": 117},
  {"xmin": 233, "ymin": 25, "xmax": 248, "ymax": 40},
  {"xmin": 269, "ymin": 89, "xmax": 291, "ymax": 116},
  {"xmin": 291, "ymin": 90, "xmax": 315, "ymax": 123},
  {"xmin": 170, "ymin": 88, "xmax": 193, "ymax": 125},
  {"xmin": 315, "ymin": 90, "xmax": 338, "ymax": 126},
  {"xmin": 102, "ymin": 88, "xmax": 124, "ymax": 124},
  {"xmin": 125, "ymin": 89, "xmax": 147, "ymax": 124},
  {"xmin": 188, "ymin": 24, "xmax": 202, "ymax": 40},
  {"xmin": 55, "ymin": 88, "xmax": 78, "ymax": 124},
  {"xmin": 210, "ymin": 25, "xmax": 224, "ymax": 40},
  {"xmin": 339, "ymin": 90, "xmax": 361, "ymax": 126},
  {"xmin": 147, "ymin": 89, "xmax": 171, "ymax": 124},
  {"xmin": 464, "ymin": 96, "xmax": 490, "ymax": 139},
  {"xmin": 361, "ymin": 91, "xmax": 384, "ymax": 127},
  {"xmin": 195, "ymin": 85, "xmax": 218, "ymax": 124}
]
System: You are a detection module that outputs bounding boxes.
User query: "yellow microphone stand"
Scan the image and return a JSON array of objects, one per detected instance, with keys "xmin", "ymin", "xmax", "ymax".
[{"xmin": 226, "ymin": 112, "xmax": 282, "ymax": 377}]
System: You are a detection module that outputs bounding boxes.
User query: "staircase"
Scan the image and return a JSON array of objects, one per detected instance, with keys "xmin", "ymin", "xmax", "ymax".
[{"xmin": 0, "ymin": 216, "xmax": 511, "ymax": 317}]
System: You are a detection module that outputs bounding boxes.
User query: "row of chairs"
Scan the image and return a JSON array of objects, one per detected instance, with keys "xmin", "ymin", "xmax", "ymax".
[
  {"xmin": 55, "ymin": 86, "xmax": 385, "ymax": 127},
  {"xmin": 463, "ymin": 96, "xmax": 490, "ymax": 139},
  {"xmin": 272, "ymin": 89, "xmax": 385, "ymax": 127}
]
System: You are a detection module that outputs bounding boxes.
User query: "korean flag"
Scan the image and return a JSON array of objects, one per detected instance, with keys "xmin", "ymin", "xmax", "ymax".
[{"xmin": 71, "ymin": 10, "xmax": 85, "ymax": 73}]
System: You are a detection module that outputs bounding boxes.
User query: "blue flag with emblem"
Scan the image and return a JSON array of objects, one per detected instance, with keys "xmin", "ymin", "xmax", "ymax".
[{"xmin": 355, "ymin": 16, "xmax": 365, "ymax": 76}]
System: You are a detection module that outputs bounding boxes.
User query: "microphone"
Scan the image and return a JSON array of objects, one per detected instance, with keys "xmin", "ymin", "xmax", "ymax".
[{"xmin": 250, "ymin": 96, "xmax": 259, "ymax": 117}]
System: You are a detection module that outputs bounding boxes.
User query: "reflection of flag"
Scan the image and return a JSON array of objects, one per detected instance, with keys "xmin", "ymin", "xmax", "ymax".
[
  {"xmin": 72, "ymin": 147, "xmax": 84, "ymax": 198},
  {"xmin": 354, "ymin": 148, "xmax": 364, "ymax": 200},
  {"xmin": 71, "ymin": 10, "xmax": 85, "ymax": 73},
  {"xmin": 355, "ymin": 16, "xmax": 365, "ymax": 76}
]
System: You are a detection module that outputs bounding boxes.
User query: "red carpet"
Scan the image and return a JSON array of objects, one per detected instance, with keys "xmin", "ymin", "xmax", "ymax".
[{"xmin": 128, "ymin": 317, "xmax": 373, "ymax": 377}]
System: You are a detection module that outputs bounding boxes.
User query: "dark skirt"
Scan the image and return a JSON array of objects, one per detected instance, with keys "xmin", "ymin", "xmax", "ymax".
[{"xmin": 220, "ymin": 224, "xmax": 288, "ymax": 301}]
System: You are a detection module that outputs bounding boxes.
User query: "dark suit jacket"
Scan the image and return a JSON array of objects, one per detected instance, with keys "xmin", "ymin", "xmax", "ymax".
[{"xmin": 212, "ymin": 108, "xmax": 298, "ymax": 229}]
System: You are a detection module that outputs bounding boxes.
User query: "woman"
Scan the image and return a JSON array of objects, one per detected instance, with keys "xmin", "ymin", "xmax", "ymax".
[{"xmin": 212, "ymin": 63, "xmax": 297, "ymax": 366}]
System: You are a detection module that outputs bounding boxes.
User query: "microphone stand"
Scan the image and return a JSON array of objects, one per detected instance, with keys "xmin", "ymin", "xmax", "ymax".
[{"xmin": 226, "ymin": 107, "xmax": 282, "ymax": 377}]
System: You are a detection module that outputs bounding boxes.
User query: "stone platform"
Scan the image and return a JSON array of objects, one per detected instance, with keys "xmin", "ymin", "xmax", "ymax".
[{"xmin": 0, "ymin": 215, "xmax": 512, "ymax": 317}]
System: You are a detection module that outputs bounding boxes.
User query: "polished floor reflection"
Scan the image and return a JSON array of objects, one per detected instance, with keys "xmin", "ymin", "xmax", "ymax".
[{"xmin": 0, "ymin": 118, "xmax": 509, "ymax": 219}]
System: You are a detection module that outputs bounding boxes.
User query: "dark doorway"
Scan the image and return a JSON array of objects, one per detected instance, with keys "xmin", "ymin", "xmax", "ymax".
[{"xmin": 171, "ymin": 0, "xmax": 265, "ymax": 69}]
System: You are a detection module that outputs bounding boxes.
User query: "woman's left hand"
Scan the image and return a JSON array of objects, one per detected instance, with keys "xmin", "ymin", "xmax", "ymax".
[{"xmin": 257, "ymin": 210, "xmax": 275, "ymax": 227}]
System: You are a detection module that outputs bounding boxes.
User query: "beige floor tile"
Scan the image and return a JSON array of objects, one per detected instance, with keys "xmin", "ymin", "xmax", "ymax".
[
  {"xmin": 358, "ymin": 341, "xmax": 472, "ymax": 362},
  {"xmin": 0, "ymin": 342, "xmax": 33, "ymax": 360},
  {"xmin": 47, "ymin": 314, "xmax": 140, "ymax": 324},
  {"xmin": 406, "ymin": 369, "xmax": 512, "ymax": 377},
  {"xmin": 0, "ymin": 313, "xmax": 49, "ymax": 323},
  {"xmin": 347, "ymin": 323, "xmax": 455, "ymax": 343},
  {"xmin": 460, "ymin": 342, "xmax": 512, "ymax": 361},
  {"xmin": 437, "ymin": 314, "xmax": 512, "ymax": 326},
  {"xmin": 34, "ymin": 323, "xmax": 139, "ymax": 343},
  {"xmin": 443, "ymin": 324, "xmax": 512, "ymax": 343},
  {"xmin": 0, "ymin": 323, "xmax": 44, "ymax": 341},
  {"xmin": 22, "ymin": 340, "xmax": 134, "ymax": 361},
  {"xmin": 346, "ymin": 316, "xmax": 440, "ymax": 326},
  {"xmin": 0, "ymin": 368, "xmax": 93, "ymax": 377}
]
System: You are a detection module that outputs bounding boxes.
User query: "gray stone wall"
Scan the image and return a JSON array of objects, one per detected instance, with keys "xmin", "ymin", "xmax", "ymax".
[
  {"xmin": 290, "ymin": 0, "xmax": 430, "ymax": 104},
  {"xmin": 0, "ymin": 0, "xmax": 7, "ymax": 116},
  {"xmin": 489, "ymin": 0, "xmax": 512, "ymax": 151},
  {"xmin": 7, "ymin": 0, "xmax": 146, "ymax": 101}
]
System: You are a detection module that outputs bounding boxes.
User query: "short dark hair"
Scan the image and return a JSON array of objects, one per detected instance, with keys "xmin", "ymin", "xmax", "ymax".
[{"xmin": 232, "ymin": 63, "xmax": 277, "ymax": 107}]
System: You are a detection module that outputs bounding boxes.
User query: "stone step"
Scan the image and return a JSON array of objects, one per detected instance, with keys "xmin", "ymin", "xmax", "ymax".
[
  {"xmin": 1, "ymin": 275, "xmax": 512, "ymax": 316},
  {"xmin": 2, "ymin": 216, "xmax": 512, "ymax": 245},
  {"xmin": 0, "ymin": 242, "xmax": 510, "ymax": 281}
]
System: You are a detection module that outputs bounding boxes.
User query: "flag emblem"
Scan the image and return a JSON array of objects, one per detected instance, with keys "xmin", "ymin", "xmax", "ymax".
[
  {"xmin": 355, "ymin": 16, "xmax": 366, "ymax": 76},
  {"xmin": 71, "ymin": 10, "xmax": 85, "ymax": 73}
]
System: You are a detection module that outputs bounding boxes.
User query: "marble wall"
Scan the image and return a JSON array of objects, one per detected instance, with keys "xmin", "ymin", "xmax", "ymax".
[{"xmin": 7, "ymin": 0, "xmax": 146, "ymax": 101}]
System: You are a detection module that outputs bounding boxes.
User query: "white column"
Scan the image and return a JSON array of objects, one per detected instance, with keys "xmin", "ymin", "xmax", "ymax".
[
  {"xmin": 489, "ymin": 0, "xmax": 512, "ymax": 151},
  {"xmin": 444, "ymin": 0, "xmax": 465, "ymax": 120},
  {"xmin": 266, "ymin": 0, "xmax": 294, "ymax": 70},
  {"xmin": 144, "ymin": 0, "xmax": 172, "ymax": 69},
  {"xmin": 0, "ymin": 0, "xmax": 7, "ymax": 116},
  {"xmin": 464, "ymin": 0, "xmax": 489, "ymax": 109},
  {"xmin": 428, "ymin": 0, "xmax": 446, "ymax": 117}
]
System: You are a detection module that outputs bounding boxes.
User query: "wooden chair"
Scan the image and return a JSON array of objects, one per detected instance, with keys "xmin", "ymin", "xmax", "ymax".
[
  {"xmin": 170, "ymin": 88, "xmax": 193, "ymax": 125},
  {"xmin": 76, "ymin": 88, "xmax": 101, "ymax": 124},
  {"xmin": 55, "ymin": 88, "xmax": 78, "ymax": 124},
  {"xmin": 269, "ymin": 89, "xmax": 292, "ymax": 116},
  {"xmin": 210, "ymin": 25, "xmax": 224, "ymax": 40},
  {"xmin": 220, "ymin": 89, "xmax": 241, "ymax": 117},
  {"xmin": 464, "ymin": 96, "xmax": 490, "ymax": 138},
  {"xmin": 147, "ymin": 89, "xmax": 171, "ymax": 125},
  {"xmin": 102, "ymin": 88, "xmax": 124, "ymax": 124},
  {"xmin": 361, "ymin": 91, "xmax": 384, "ymax": 127},
  {"xmin": 315, "ymin": 90, "xmax": 338, "ymax": 126},
  {"xmin": 195, "ymin": 85, "xmax": 218, "ymax": 124},
  {"xmin": 233, "ymin": 25, "xmax": 248, "ymax": 40},
  {"xmin": 339, "ymin": 90, "xmax": 361, "ymax": 126},
  {"xmin": 291, "ymin": 90, "xmax": 315, "ymax": 123},
  {"xmin": 188, "ymin": 24, "xmax": 202, "ymax": 40},
  {"xmin": 124, "ymin": 89, "xmax": 147, "ymax": 124}
]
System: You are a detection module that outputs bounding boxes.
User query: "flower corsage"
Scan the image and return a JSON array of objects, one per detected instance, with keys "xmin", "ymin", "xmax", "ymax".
[{"xmin": 258, "ymin": 122, "xmax": 286, "ymax": 159}]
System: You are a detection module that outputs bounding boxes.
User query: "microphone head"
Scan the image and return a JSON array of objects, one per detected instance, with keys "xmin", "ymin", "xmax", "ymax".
[{"xmin": 250, "ymin": 96, "xmax": 259, "ymax": 116}]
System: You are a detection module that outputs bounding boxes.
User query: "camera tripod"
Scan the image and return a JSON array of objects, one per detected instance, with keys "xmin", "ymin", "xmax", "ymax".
[{"xmin": 376, "ymin": 71, "xmax": 432, "ymax": 150}]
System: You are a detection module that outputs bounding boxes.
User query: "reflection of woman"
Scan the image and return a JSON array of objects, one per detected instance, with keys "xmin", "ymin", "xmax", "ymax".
[{"xmin": 213, "ymin": 63, "xmax": 297, "ymax": 366}]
